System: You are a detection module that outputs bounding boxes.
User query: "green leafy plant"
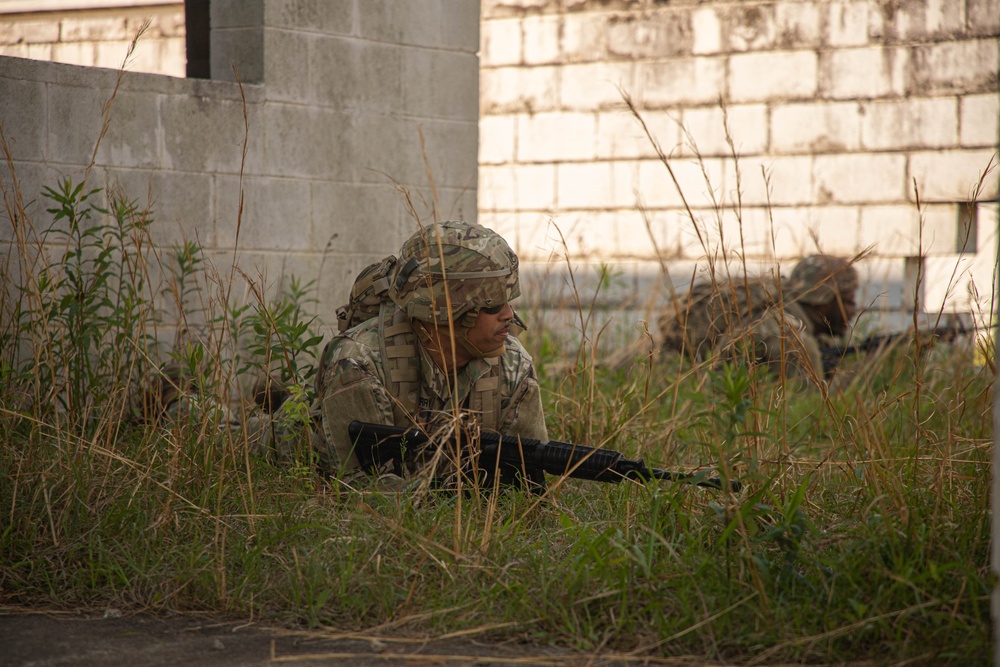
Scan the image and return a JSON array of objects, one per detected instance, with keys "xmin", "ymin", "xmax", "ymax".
[
  {"xmin": 241, "ymin": 275, "xmax": 323, "ymax": 392},
  {"xmin": 5, "ymin": 179, "xmax": 158, "ymax": 429}
]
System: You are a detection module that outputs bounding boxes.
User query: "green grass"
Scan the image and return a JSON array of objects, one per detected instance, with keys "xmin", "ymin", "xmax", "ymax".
[{"xmin": 0, "ymin": 325, "xmax": 992, "ymax": 664}]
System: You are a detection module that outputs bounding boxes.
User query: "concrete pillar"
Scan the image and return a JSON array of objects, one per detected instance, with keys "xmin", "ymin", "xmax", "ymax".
[{"xmin": 211, "ymin": 0, "xmax": 264, "ymax": 83}]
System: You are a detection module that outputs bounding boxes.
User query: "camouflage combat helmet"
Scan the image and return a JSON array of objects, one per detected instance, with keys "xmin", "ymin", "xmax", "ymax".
[
  {"xmin": 387, "ymin": 220, "xmax": 520, "ymax": 327},
  {"xmin": 787, "ymin": 255, "xmax": 858, "ymax": 306}
]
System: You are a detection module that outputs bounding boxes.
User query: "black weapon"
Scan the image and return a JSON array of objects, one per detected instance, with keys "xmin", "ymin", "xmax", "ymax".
[
  {"xmin": 820, "ymin": 324, "xmax": 969, "ymax": 378},
  {"xmin": 347, "ymin": 420, "xmax": 740, "ymax": 492}
]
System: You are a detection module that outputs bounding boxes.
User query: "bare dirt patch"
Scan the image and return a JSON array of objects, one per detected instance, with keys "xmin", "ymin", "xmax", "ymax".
[{"xmin": 0, "ymin": 609, "xmax": 752, "ymax": 666}]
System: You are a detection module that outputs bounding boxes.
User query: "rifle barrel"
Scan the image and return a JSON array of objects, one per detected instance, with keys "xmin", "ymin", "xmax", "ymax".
[
  {"xmin": 625, "ymin": 464, "xmax": 740, "ymax": 491},
  {"xmin": 820, "ymin": 324, "xmax": 971, "ymax": 378}
]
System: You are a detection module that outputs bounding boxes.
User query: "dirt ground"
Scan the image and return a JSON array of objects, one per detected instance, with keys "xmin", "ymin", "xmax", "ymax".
[{"xmin": 0, "ymin": 609, "xmax": 755, "ymax": 667}]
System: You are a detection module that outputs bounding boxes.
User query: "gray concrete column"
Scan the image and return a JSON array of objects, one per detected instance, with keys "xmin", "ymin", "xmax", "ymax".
[{"xmin": 211, "ymin": 0, "xmax": 264, "ymax": 83}]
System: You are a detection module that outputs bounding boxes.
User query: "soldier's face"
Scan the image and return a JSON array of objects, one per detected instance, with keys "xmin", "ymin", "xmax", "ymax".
[
  {"xmin": 817, "ymin": 290, "xmax": 857, "ymax": 336},
  {"xmin": 466, "ymin": 303, "xmax": 515, "ymax": 352}
]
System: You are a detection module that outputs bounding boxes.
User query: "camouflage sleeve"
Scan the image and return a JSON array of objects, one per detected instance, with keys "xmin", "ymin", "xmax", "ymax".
[
  {"xmin": 498, "ymin": 338, "xmax": 548, "ymax": 442},
  {"xmin": 796, "ymin": 333, "xmax": 824, "ymax": 382},
  {"xmin": 658, "ymin": 282, "xmax": 719, "ymax": 359},
  {"xmin": 315, "ymin": 334, "xmax": 395, "ymax": 476},
  {"xmin": 749, "ymin": 308, "xmax": 824, "ymax": 383}
]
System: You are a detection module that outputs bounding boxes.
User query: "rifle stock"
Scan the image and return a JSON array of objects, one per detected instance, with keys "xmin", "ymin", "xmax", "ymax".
[{"xmin": 347, "ymin": 420, "xmax": 740, "ymax": 492}]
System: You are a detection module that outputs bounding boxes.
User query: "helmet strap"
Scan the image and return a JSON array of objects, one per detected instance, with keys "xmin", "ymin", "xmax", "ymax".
[
  {"xmin": 414, "ymin": 316, "xmax": 505, "ymax": 366},
  {"xmin": 458, "ymin": 329, "xmax": 505, "ymax": 359}
]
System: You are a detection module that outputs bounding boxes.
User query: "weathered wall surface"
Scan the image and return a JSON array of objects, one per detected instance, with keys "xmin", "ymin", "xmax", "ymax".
[
  {"xmin": 479, "ymin": 0, "xmax": 999, "ymax": 326},
  {"xmin": 0, "ymin": 0, "xmax": 479, "ymax": 343},
  {"xmin": 0, "ymin": 2, "xmax": 186, "ymax": 77},
  {"xmin": 6, "ymin": 0, "xmax": 997, "ymax": 328}
]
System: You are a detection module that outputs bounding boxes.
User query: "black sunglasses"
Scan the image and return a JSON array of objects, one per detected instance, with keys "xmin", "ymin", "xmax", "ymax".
[{"xmin": 481, "ymin": 303, "xmax": 507, "ymax": 315}]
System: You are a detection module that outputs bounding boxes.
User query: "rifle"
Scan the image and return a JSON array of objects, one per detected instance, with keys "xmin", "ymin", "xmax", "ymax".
[
  {"xmin": 348, "ymin": 420, "xmax": 741, "ymax": 492},
  {"xmin": 820, "ymin": 323, "xmax": 969, "ymax": 378}
]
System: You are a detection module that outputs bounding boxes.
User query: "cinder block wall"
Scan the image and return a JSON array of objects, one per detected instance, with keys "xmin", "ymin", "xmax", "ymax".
[
  {"xmin": 0, "ymin": 2, "xmax": 186, "ymax": 77},
  {"xmin": 0, "ymin": 0, "xmax": 480, "ymax": 344},
  {"xmin": 479, "ymin": 0, "xmax": 999, "ymax": 328},
  {"xmin": 7, "ymin": 1, "xmax": 997, "ymax": 328}
]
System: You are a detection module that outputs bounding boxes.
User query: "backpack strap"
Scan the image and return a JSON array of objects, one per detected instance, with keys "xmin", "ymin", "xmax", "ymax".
[
  {"xmin": 378, "ymin": 301, "xmax": 420, "ymax": 424},
  {"xmin": 469, "ymin": 356, "xmax": 501, "ymax": 432}
]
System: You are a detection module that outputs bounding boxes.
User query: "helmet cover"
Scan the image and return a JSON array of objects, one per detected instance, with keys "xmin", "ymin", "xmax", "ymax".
[
  {"xmin": 787, "ymin": 255, "xmax": 859, "ymax": 306},
  {"xmin": 387, "ymin": 221, "xmax": 520, "ymax": 326}
]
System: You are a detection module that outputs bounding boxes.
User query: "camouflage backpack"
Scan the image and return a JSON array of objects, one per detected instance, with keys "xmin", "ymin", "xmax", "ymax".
[{"xmin": 335, "ymin": 255, "xmax": 398, "ymax": 334}]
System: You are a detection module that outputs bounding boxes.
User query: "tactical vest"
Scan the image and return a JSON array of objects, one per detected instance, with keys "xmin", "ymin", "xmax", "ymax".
[{"xmin": 329, "ymin": 256, "xmax": 502, "ymax": 431}]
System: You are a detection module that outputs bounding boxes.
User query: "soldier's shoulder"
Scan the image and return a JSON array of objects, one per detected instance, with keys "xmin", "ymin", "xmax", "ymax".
[
  {"xmin": 318, "ymin": 319, "xmax": 387, "ymax": 395},
  {"xmin": 326, "ymin": 318, "xmax": 383, "ymax": 363},
  {"xmin": 500, "ymin": 335, "xmax": 536, "ymax": 375},
  {"xmin": 502, "ymin": 334, "xmax": 533, "ymax": 360},
  {"xmin": 782, "ymin": 301, "xmax": 816, "ymax": 337},
  {"xmin": 734, "ymin": 276, "xmax": 782, "ymax": 306}
]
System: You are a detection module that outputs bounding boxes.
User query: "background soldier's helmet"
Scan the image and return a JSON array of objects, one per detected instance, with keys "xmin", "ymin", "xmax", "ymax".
[
  {"xmin": 787, "ymin": 254, "xmax": 859, "ymax": 306},
  {"xmin": 387, "ymin": 220, "xmax": 520, "ymax": 326}
]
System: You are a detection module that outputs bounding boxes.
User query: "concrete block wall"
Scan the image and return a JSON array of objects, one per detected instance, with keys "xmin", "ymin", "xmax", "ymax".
[
  {"xmin": 479, "ymin": 0, "xmax": 1000, "ymax": 327},
  {"xmin": 0, "ymin": 2, "xmax": 186, "ymax": 77},
  {"xmin": 7, "ymin": 0, "xmax": 996, "ymax": 326},
  {"xmin": 0, "ymin": 0, "xmax": 480, "ymax": 346}
]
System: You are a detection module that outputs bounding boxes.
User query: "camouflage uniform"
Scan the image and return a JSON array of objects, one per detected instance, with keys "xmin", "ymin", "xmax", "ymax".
[
  {"xmin": 659, "ymin": 255, "xmax": 858, "ymax": 382},
  {"xmin": 313, "ymin": 220, "xmax": 548, "ymax": 485},
  {"xmin": 784, "ymin": 254, "xmax": 859, "ymax": 363},
  {"xmin": 316, "ymin": 315, "xmax": 546, "ymax": 478},
  {"xmin": 131, "ymin": 362, "xmax": 273, "ymax": 448}
]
